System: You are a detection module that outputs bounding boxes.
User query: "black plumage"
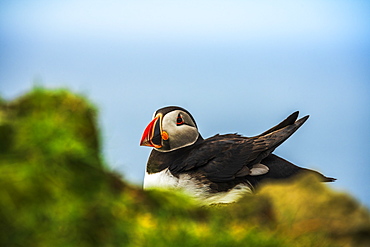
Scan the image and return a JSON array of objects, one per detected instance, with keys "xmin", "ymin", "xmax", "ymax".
[{"xmin": 141, "ymin": 107, "xmax": 335, "ymax": 200}]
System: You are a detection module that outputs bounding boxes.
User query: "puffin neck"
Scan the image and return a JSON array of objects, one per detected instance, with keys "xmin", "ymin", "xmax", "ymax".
[{"xmin": 146, "ymin": 135, "xmax": 204, "ymax": 174}]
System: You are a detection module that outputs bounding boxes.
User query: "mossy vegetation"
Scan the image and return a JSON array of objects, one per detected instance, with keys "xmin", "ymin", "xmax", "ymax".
[{"xmin": 0, "ymin": 88, "xmax": 369, "ymax": 246}]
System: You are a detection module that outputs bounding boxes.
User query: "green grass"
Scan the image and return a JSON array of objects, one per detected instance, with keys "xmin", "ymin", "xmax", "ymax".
[{"xmin": 0, "ymin": 87, "xmax": 369, "ymax": 246}]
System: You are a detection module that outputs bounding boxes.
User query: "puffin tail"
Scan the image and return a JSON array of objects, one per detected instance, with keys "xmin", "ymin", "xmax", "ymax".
[
  {"xmin": 301, "ymin": 168, "xmax": 336, "ymax": 182},
  {"xmin": 247, "ymin": 154, "xmax": 336, "ymax": 188}
]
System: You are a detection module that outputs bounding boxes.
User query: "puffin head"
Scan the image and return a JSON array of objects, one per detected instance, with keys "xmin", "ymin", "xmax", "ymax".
[{"xmin": 140, "ymin": 106, "xmax": 201, "ymax": 152}]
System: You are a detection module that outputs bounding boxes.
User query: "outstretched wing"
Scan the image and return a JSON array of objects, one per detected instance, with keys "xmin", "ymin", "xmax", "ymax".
[
  {"xmin": 170, "ymin": 135, "xmax": 253, "ymax": 180},
  {"xmin": 169, "ymin": 114, "xmax": 309, "ymax": 182},
  {"xmin": 249, "ymin": 115, "xmax": 309, "ymax": 164},
  {"xmin": 256, "ymin": 111, "xmax": 299, "ymax": 137}
]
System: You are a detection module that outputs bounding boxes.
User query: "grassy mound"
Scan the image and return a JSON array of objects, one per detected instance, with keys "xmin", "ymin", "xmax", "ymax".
[{"xmin": 0, "ymin": 88, "xmax": 369, "ymax": 247}]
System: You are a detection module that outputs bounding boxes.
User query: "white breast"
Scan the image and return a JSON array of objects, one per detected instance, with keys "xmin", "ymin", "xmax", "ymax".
[
  {"xmin": 201, "ymin": 184, "xmax": 253, "ymax": 204},
  {"xmin": 143, "ymin": 168, "xmax": 179, "ymax": 189},
  {"xmin": 143, "ymin": 168, "xmax": 253, "ymax": 205}
]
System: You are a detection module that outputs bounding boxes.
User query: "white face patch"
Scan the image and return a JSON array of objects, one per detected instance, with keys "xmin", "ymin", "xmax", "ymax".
[{"xmin": 156, "ymin": 110, "xmax": 199, "ymax": 152}]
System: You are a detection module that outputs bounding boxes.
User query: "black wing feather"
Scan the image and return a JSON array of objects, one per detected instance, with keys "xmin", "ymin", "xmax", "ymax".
[
  {"xmin": 247, "ymin": 115, "xmax": 309, "ymax": 164},
  {"xmin": 170, "ymin": 114, "xmax": 309, "ymax": 182},
  {"xmin": 256, "ymin": 111, "xmax": 299, "ymax": 137}
]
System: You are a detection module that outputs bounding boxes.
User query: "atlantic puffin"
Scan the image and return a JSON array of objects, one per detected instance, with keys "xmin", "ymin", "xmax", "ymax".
[{"xmin": 140, "ymin": 106, "xmax": 335, "ymax": 204}]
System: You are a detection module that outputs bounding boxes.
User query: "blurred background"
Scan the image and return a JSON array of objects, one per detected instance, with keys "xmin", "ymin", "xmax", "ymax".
[{"xmin": 1, "ymin": 0, "xmax": 369, "ymax": 207}]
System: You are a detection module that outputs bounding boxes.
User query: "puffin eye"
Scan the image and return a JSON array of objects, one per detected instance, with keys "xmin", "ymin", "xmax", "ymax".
[{"xmin": 176, "ymin": 114, "xmax": 184, "ymax": 125}]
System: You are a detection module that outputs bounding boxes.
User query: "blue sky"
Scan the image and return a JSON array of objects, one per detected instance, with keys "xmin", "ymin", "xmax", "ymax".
[{"xmin": 1, "ymin": 0, "xmax": 369, "ymax": 207}]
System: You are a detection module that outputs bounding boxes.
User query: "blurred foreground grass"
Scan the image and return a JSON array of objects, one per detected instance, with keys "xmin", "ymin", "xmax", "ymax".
[{"xmin": 0, "ymin": 88, "xmax": 369, "ymax": 247}]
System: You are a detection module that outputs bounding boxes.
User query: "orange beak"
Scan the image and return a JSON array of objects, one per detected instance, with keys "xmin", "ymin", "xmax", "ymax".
[{"xmin": 140, "ymin": 116, "xmax": 162, "ymax": 148}]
